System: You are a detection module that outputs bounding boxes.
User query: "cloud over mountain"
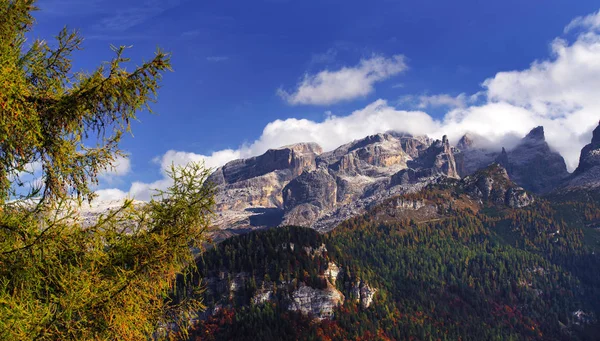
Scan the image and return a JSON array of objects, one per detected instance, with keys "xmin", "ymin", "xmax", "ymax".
[{"xmin": 99, "ymin": 10, "xmax": 600, "ymax": 201}]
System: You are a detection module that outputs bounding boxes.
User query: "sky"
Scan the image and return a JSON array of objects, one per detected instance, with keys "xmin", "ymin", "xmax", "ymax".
[{"xmin": 30, "ymin": 0, "xmax": 600, "ymax": 201}]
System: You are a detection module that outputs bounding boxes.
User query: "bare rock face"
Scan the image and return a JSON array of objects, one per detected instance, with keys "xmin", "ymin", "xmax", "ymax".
[
  {"xmin": 289, "ymin": 283, "xmax": 345, "ymax": 320},
  {"xmin": 318, "ymin": 133, "xmax": 412, "ymax": 177},
  {"xmin": 282, "ymin": 167, "xmax": 337, "ymax": 227},
  {"xmin": 393, "ymin": 132, "xmax": 433, "ymax": 158},
  {"xmin": 456, "ymin": 133, "xmax": 475, "ymax": 150},
  {"xmin": 566, "ymin": 122, "xmax": 600, "ymax": 189},
  {"xmin": 455, "ymin": 128, "xmax": 569, "ymax": 194},
  {"xmin": 506, "ymin": 127, "xmax": 569, "ymax": 194},
  {"xmin": 409, "ymin": 135, "xmax": 460, "ymax": 179},
  {"xmin": 454, "ymin": 134, "xmax": 497, "ymax": 177},
  {"xmin": 211, "ymin": 132, "xmax": 461, "ymax": 230},
  {"xmin": 461, "ymin": 164, "xmax": 534, "ymax": 208},
  {"xmin": 208, "ymin": 143, "xmax": 322, "ymax": 228},
  {"xmin": 209, "ymin": 143, "xmax": 322, "ymax": 185},
  {"xmin": 324, "ymin": 262, "xmax": 340, "ymax": 284},
  {"xmin": 206, "ymin": 126, "xmax": 575, "ymax": 232},
  {"xmin": 350, "ymin": 281, "xmax": 377, "ymax": 309}
]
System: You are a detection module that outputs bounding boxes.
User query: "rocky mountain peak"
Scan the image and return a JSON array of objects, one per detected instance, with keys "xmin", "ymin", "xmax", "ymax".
[
  {"xmin": 567, "ymin": 121, "xmax": 600, "ymax": 189},
  {"xmin": 457, "ymin": 133, "xmax": 475, "ymax": 150},
  {"xmin": 210, "ymin": 142, "xmax": 322, "ymax": 186},
  {"xmin": 504, "ymin": 126, "xmax": 568, "ymax": 194},
  {"xmin": 524, "ymin": 126, "xmax": 545, "ymax": 142},
  {"xmin": 461, "ymin": 164, "xmax": 534, "ymax": 208},
  {"xmin": 592, "ymin": 121, "xmax": 600, "ymax": 145},
  {"xmin": 411, "ymin": 135, "xmax": 459, "ymax": 178},
  {"xmin": 495, "ymin": 147, "xmax": 509, "ymax": 169}
]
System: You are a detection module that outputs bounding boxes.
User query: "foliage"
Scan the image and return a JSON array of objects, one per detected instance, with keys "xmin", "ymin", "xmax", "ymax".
[
  {"xmin": 189, "ymin": 189, "xmax": 600, "ymax": 341},
  {"xmin": 0, "ymin": 2, "xmax": 215, "ymax": 340}
]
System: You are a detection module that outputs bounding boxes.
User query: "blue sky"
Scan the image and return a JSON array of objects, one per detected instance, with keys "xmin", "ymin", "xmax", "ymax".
[{"xmin": 31, "ymin": 0, "xmax": 600, "ymax": 200}]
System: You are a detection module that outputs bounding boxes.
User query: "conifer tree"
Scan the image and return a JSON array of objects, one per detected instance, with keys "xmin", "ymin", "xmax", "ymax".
[{"xmin": 0, "ymin": 2, "xmax": 214, "ymax": 340}]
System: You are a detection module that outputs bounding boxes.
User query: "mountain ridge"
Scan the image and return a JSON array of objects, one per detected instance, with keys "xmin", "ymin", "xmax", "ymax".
[{"xmin": 207, "ymin": 123, "xmax": 599, "ymax": 233}]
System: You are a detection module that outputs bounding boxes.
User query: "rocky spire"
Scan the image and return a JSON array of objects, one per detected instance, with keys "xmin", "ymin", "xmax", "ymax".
[
  {"xmin": 457, "ymin": 133, "xmax": 474, "ymax": 150},
  {"xmin": 522, "ymin": 126, "xmax": 545, "ymax": 144},
  {"xmin": 414, "ymin": 135, "xmax": 459, "ymax": 178},
  {"xmin": 573, "ymin": 121, "xmax": 600, "ymax": 175},
  {"xmin": 495, "ymin": 147, "xmax": 509, "ymax": 169},
  {"xmin": 507, "ymin": 126, "xmax": 569, "ymax": 194},
  {"xmin": 592, "ymin": 120, "xmax": 600, "ymax": 145}
]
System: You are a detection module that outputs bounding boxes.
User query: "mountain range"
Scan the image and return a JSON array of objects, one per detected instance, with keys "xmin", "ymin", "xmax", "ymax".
[{"xmin": 207, "ymin": 122, "xmax": 600, "ymax": 237}]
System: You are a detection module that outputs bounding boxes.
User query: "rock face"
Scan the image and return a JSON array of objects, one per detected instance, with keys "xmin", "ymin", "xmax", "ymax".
[
  {"xmin": 209, "ymin": 142, "xmax": 322, "ymax": 186},
  {"xmin": 566, "ymin": 122, "xmax": 600, "ymax": 189},
  {"xmin": 506, "ymin": 127, "xmax": 569, "ymax": 194},
  {"xmin": 206, "ymin": 126, "xmax": 579, "ymax": 232},
  {"xmin": 208, "ymin": 143, "xmax": 321, "ymax": 228},
  {"xmin": 455, "ymin": 127, "xmax": 569, "ymax": 194},
  {"xmin": 350, "ymin": 281, "xmax": 377, "ymax": 308},
  {"xmin": 409, "ymin": 135, "xmax": 460, "ymax": 179},
  {"xmin": 202, "ymin": 261, "xmax": 376, "ymax": 322},
  {"xmin": 324, "ymin": 262, "xmax": 340, "ymax": 284},
  {"xmin": 289, "ymin": 283, "xmax": 345, "ymax": 320},
  {"xmin": 461, "ymin": 164, "xmax": 534, "ymax": 208},
  {"xmin": 319, "ymin": 133, "xmax": 412, "ymax": 177},
  {"xmin": 454, "ymin": 133, "xmax": 497, "ymax": 177},
  {"xmin": 280, "ymin": 133, "xmax": 462, "ymax": 229},
  {"xmin": 282, "ymin": 167, "xmax": 337, "ymax": 227}
]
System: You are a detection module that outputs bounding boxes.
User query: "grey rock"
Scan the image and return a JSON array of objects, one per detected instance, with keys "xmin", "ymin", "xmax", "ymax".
[
  {"xmin": 209, "ymin": 142, "xmax": 322, "ymax": 185},
  {"xmin": 461, "ymin": 164, "xmax": 534, "ymax": 208},
  {"xmin": 208, "ymin": 143, "xmax": 321, "ymax": 228},
  {"xmin": 318, "ymin": 133, "xmax": 412, "ymax": 177},
  {"xmin": 350, "ymin": 281, "xmax": 377, "ymax": 308},
  {"xmin": 506, "ymin": 126, "xmax": 569, "ymax": 194},
  {"xmin": 566, "ymin": 122, "xmax": 600, "ymax": 189},
  {"xmin": 409, "ymin": 135, "xmax": 460, "ymax": 178},
  {"xmin": 289, "ymin": 283, "xmax": 345, "ymax": 320}
]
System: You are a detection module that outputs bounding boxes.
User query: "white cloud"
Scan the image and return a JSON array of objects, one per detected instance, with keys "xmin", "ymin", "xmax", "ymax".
[
  {"xmin": 94, "ymin": 188, "xmax": 128, "ymax": 202},
  {"xmin": 417, "ymin": 93, "xmax": 468, "ymax": 109},
  {"xmin": 107, "ymin": 156, "xmax": 131, "ymax": 177},
  {"xmin": 98, "ymin": 9, "xmax": 600, "ymax": 201},
  {"xmin": 98, "ymin": 155, "xmax": 131, "ymax": 186},
  {"xmin": 278, "ymin": 54, "xmax": 407, "ymax": 105},
  {"xmin": 564, "ymin": 10, "xmax": 600, "ymax": 33},
  {"xmin": 124, "ymin": 149, "xmax": 242, "ymax": 201}
]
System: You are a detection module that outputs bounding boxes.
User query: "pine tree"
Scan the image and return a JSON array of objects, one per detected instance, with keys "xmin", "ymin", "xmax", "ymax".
[{"xmin": 0, "ymin": 2, "xmax": 214, "ymax": 340}]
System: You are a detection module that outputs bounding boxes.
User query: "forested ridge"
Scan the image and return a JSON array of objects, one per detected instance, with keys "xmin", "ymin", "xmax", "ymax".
[{"xmin": 187, "ymin": 184, "xmax": 600, "ymax": 341}]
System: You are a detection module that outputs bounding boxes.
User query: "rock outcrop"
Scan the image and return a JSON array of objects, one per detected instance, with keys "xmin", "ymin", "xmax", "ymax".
[
  {"xmin": 319, "ymin": 133, "xmax": 412, "ymax": 177},
  {"xmin": 409, "ymin": 135, "xmax": 460, "ymax": 179},
  {"xmin": 289, "ymin": 283, "xmax": 345, "ymax": 320},
  {"xmin": 565, "ymin": 122, "xmax": 600, "ymax": 189},
  {"xmin": 208, "ymin": 143, "xmax": 322, "ymax": 228},
  {"xmin": 282, "ymin": 167, "xmax": 338, "ymax": 227},
  {"xmin": 461, "ymin": 164, "xmax": 534, "ymax": 208},
  {"xmin": 455, "ymin": 127, "xmax": 569, "ymax": 194},
  {"xmin": 208, "ymin": 142, "xmax": 322, "ymax": 186},
  {"xmin": 350, "ymin": 281, "xmax": 377, "ymax": 308},
  {"xmin": 205, "ymin": 126, "xmax": 580, "ymax": 232},
  {"xmin": 506, "ymin": 127, "xmax": 569, "ymax": 194}
]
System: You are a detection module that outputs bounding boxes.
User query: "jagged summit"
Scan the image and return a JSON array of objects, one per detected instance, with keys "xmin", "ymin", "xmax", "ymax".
[
  {"xmin": 203, "ymin": 125, "xmax": 595, "ymax": 232},
  {"xmin": 277, "ymin": 142, "xmax": 323, "ymax": 154},
  {"xmin": 523, "ymin": 126, "xmax": 545, "ymax": 142},
  {"xmin": 461, "ymin": 163, "xmax": 534, "ymax": 208},
  {"xmin": 566, "ymin": 121, "xmax": 600, "ymax": 189},
  {"xmin": 592, "ymin": 121, "xmax": 600, "ymax": 144},
  {"xmin": 457, "ymin": 133, "xmax": 475, "ymax": 150}
]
